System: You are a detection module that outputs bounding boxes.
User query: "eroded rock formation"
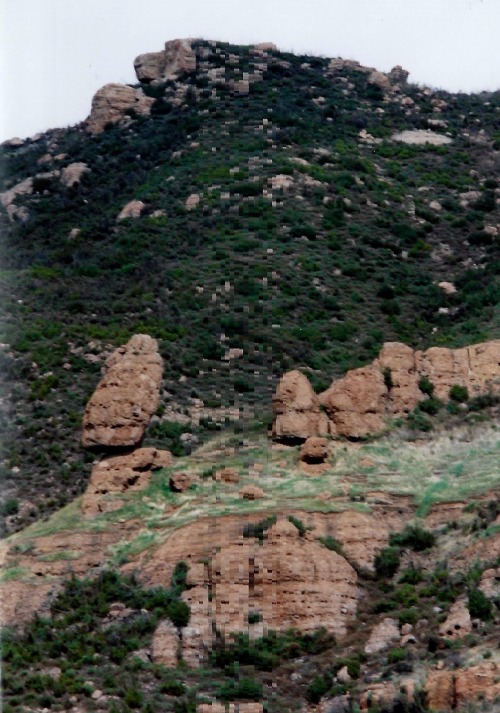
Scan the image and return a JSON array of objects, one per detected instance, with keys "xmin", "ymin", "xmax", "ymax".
[
  {"xmin": 81, "ymin": 334, "xmax": 163, "ymax": 450},
  {"xmin": 82, "ymin": 447, "xmax": 173, "ymax": 515},
  {"xmin": 86, "ymin": 83, "xmax": 155, "ymax": 134},
  {"xmin": 273, "ymin": 340, "xmax": 500, "ymax": 439},
  {"xmin": 271, "ymin": 370, "xmax": 329, "ymax": 441},
  {"xmin": 134, "ymin": 39, "xmax": 197, "ymax": 83}
]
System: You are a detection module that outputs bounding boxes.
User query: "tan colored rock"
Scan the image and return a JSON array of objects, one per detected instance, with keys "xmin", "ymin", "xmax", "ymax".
[
  {"xmin": 392, "ymin": 130, "xmax": 452, "ymax": 145},
  {"xmin": 198, "ymin": 705, "xmax": 263, "ymax": 713},
  {"xmin": 425, "ymin": 670, "xmax": 455, "ymax": 711},
  {"xmin": 82, "ymin": 334, "xmax": 163, "ymax": 450},
  {"xmin": 330, "ymin": 510, "xmax": 390, "ymax": 571},
  {"xmin": 368, "ymin": 70, "xmax": 392, "ymax": 92},
  {"xmin": 151, "ymin": 619, "xmax": 180, "ymax": 667},
  {"xmin": 299, "ymin": 436, "xmax": 329, "ymax": 464},
  {"xmin": 117, "ymin": 200, "xmax": 145, "ymax": 221},
  {"xmin": 272, "ymin": 370, "xmax": 329, "ymax": 441},
  {"xmin": 185, "ymin": 193, "xmax": 201, "ymax": 211},
  {"xmin": 378, "ymin": 342, "xmax": 421, "ymax": 415},
  {"xmin": 215, "ymin": 467, "xmax": 239, "ymax": 483},
  {"xmin": 479, "ymin": 567, "xmax": 500, "ymax": 599},
  {"xmin": 388, "ymin": 65, "xmax": 409, "ymax": 84},
  {"xmin": 438, "ymin": 597, "xmax": 471, "ymax": 639},
  {"xmin": 239, "ymin": 485, "xmax": 265, "ymax": 500},
  {"xmin": 0, "ymin": 176, "xmax": 33, "ymax": 207},
  {"xmin": 60, "ymin": 162, "xmax": 90, "ymax": 188},
  {"xmin": 86, "ymin": 83, "xmax": 154, "ymax": 134},
  {"xmin": 359, "ymin": 682, "xmax": 396, "ymax": 711},
  {"xmin": 169, "ymin": 472, "xmax": 192, "ymax": 492},
  {"xmin": 319, "ymin": 363, "xmax": 387, "ymax": 438},
  {"xmin": 134, "ymin": 51, "xmax": 168, "ymax": 83},
  {"xmin": 364, "ymin": 617, "xmax": 400, "ymax": 654},
  {"xmin": 183, "ymin": 519, "xmax": 358, "ymax": 665},
  {"xmin": 134, "ymin": 39, "xmax": 196, "ymax": 83},
  {"xmin": 82, "ymin": 447, "xmax": 173, "ymax": 514},
  {"xmin": 455, "ymin": 662, "xmax": 500, "ymax": 706}
]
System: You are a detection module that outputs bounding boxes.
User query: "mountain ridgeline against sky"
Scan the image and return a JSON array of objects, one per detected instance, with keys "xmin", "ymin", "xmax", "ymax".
[{"xmin": 0, "ymin": 38, "xmax": 499, "ymax": 530}]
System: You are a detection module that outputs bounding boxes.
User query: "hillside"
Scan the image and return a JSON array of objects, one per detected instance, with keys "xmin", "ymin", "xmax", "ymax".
[
  {"xmin": 0, "ymin": 38, "xmax": 499, "ymax": 530},
  {"xmin": 0, "ymin": 37, "xmax": 499, "ymax": 713}
]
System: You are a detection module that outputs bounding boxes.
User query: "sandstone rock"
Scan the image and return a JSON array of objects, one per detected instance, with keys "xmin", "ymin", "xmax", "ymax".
[
  {"xmin": 479, "ymin": 567, "xmax": 500, "ymax": 598},
  {"xmin": 82, "ymin": 447, "xmax": 173, "ymax": 515},
  {"xmin": 239, "ymin": 485, "xmax": 265, "ymax": 500},
  {"xmin": 169, "ymin": 472, "xmax": 192, "ymax": 492},
  {"xmin": 455, "ymin": 662, "xmax": 500, "ymax": 706},
  {"xmin": 231, "ymin": 79, "xmax": 250, "ymax": 96},
  {"xmin": 299, "ymin": 436, "xmax": 329, "ymax": 464},
  {"xmin": 215, "ymin": 467, "xmax": 239, "ymax": 483},
  {"xmin": 6, "ymin": 204, "xmax": 29, "ymax": 222},
  {"xmin": 438, "ymin": 597, "xmax": 471, "ymax": 639},
  {"xmin": 270, "ymin": 174, "xmax": 294, "ymax": 191},
  {"xmin": 253, "ymin": 42, "xmax": 278, "ymax": 52},
  {"xmin": 134, "ymin": 39, "xmax": 196, "ymax": 83},
  {"xmin": 117, "ymin": 200, "xmax": 145, "ymax": 221},
  {"xmin": 359, "ymin": 682, "xmax": 396, "ymax": 712},
  {"xmin": 182, "ymin": 519, "xmax": 358, "ymax": 665},
  {"xmin": 82, "ymin": 334, "xmax": 163, "ymax": 450},
  {"xmin": 320, "ymin": 695, "xmax": 351, "ymax": 713},
  {"xmin": 392, "ymin": 129, "xmax": 452, "ymax": 145},
  {"xmin": 319, "ymin": 363, "xmax": 387, "ymax": 438},
  {"xmin": 330, "ymin": 510, "xmax": 390, "ymax": 571},
  {"xmin": 86, "ymin": 83, "xmax": 154, "ymax": 134},
  {"xmin": 378, "ymin": 342, "xmax": 421, "ymax": 415},
  {"xmin": 425, "ymin": 670, "xmax": 454, "ymax": 712},
  {"xmin": 185, "ymin": 193, "xmax": 201, "ymax": 211},
  {"xmin": 336, "ymin": 665, "xmax": 351, "ymax": 684},
  {"xmin": 60, "ymin": 162, "xmax": 90, "ymax": 188},
  {"xmin": 151, "ymin": 619, "xmax": 180, "ymax": 667},
  {"xmin": 388, "ymin": 65, "xmax": 409, "ymax": 84},
  {"xmin": 272, "ymin": 370, "xmax": 329, "ymax": 441},
  {"xmin": 364, "ymin": 617, "xmax": 400, "ymax": 654},
  {"xmin": 0, "ymin": 177, "xmax": 33, "ymax": 207},
  {"xmin": 368, "ymin": 70, "xmax": 392, "ymax": 92}
]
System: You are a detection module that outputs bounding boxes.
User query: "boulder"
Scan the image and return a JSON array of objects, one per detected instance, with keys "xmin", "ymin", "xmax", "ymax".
[
  {"xmin": 214, "ymin": 467, "xmax": 239, "ymax": 483},
  {"xmin": 134, "ymin": 39, "xmax": 196, "ymax": 83},
  {"xmin": 82, "ymin": 334, "xmax": 163, "ymax": 450},
  {"xmin": 86, "ymin": 83, "xmax": 154, "ymax": 134},
  {"xmin": 359, "ymin": 683, "xmax": 396, "ymax": 712},
  {"xmin": 299, "ymin": 436, "xmax": 329, "ymax": 464},
  {"xmin": 364, "ymin": 617, "xmax": 400, "ymax": 654},
  {"xmin": 239, "ymin": 485, "xmax": 265, "ymax": 500},
  {"xmin": 272, "ymin": 370, "xmax": 329, "ymax": 441},
  {"xmin": 438, "ymin": 598, "xmax": 472, "ymax": 640},
  {"xmin": 169, "ymin": 472, "xmax": 193, "ymax": 492},
  {"xmin": 82, "ymin": 447, "xmax": 172, "ymax": 515},
  {"xmin": 117, "ymin": 200, "xmax": 145, "ymax": 221},
  {"xmin": 319, "ymin": 363, "xmax": 387, "ymax": 438},
  {"xmin": 60, "ymin": 162, "xmax": 90, "ymax": 188},
  {"xmin": 151, "ymin": 619, "xmax": 180, "ymax": 667}
]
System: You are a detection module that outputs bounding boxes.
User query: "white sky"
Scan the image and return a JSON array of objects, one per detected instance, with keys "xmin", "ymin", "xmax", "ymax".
[{"xmin": 1, "ymin": 0, "xmax": 499, "ymax": 142}]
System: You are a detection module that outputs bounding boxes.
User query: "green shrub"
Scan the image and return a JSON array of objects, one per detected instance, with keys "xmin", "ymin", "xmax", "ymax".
[
  {"xmin": 124, "ymin": 686, "xmax": 143, "ymax": 709},
  {"xmin": 375, "ymin": 547, "xmax": 401, "ymax": 579},
  {"xmin": 0, "ymin": 498, "xmax": 19, "ymax": 516},
  {"xmin": 418, "ymin": 397, "xmax": 442, "ymax": 415},
  {"xmin": 468, "ymin": 587, "xmax": 493, "ymax": 621},
  {"xmin": 167, "ymin": 600, "xmax": 190, "ymax": 628},
  {"xmin": 408, "ymin": 411, "xmax": 433, "ymax": 432},
  {"xmin": 390, "ymin": 526, "xmax": 436, "ymax": 552},
  {"xmin": 394, "ymin": 584, "xmax": 418, "ymax": 607},
  {"xmin": 398, "ymin": 608, "xmax": 418, "ymax": 626},
  {"xmin": 449, "ymin": 384, "xmax": 469, "ymax": 403},
  {"xmin": 418, "ymin": 376, "xmax": 434, "ymax": 396},
  {"xmin": 319, "ymin": 536, "xmax": 343, "ymax": 554},
  {"xmin": 159, "ymin": 679, "xmax": 186, "ymax": 696},
  {"xmin": 288, "ymin": 515, "xmax": 307, "ymax": 537},
  {"xmin": 399, "ymin": 566, "xmax": 424, "ymax": 584},
  {"xmin": 383, "ymin": 367, "xmax": 393, "ymax": 390},
  {"xmin": 387, "ymin": 647, "xmax": 406, "ymax": 664},
  {"xmin": 218, "ymin": 678, "xmax": 262, "ymax": 701},
  {"xmin": 305, "ymin": 675, "xmax": 331, "ymax": 704}
]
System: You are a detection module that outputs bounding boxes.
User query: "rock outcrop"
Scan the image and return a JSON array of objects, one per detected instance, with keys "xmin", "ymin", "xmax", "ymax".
[
  {"xmin": 82, "ymin": 447, "xmax": 173, "ymax": 515},
  {"xmin": 271, "ymin": 370, "xmax": 329, "ymax": 441},
  {"xmin": 81, "ymin": 334, "xmax": 163, "ymax": 450},
  {"xmin": 315, "ymin": 340, "xmax": 500, "ymax": 438},
  {"xmin": 86, "ymin": 83, "xmax": 154, "ymax": 134},
  {"xmin": 134, "ymin": 39, "xmax": 197, "ymax": 83},
  {"xmin": 117, "ymin": 199, "xmax": 146, "ymax": 221},
  {"xmin": 60, "ymin": 162, "xmax": 90, "ymax": 188},
  {"xmin": 364, "ymin": 617, "xmax": 400, "ymax": 654},
  {"xmin": 425, "ymin": 664, "xmax": 500, "ymax": 710}
]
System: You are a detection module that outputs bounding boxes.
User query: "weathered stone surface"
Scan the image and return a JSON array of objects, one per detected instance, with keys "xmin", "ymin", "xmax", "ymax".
[
  {"xmin": 392, "ymin": 129, "xmax": 452, "ymax": 145},
  {"xmin": 425, "ymin": 670, "xmax": 454, "ymax": 711},
  {"xmin": 60, "ymin": 162, "xmax": 90, "ymax": 188},
  {"xmin": 197, "ymin": 704, "xmax": 263, "ymax": 713},
  {"xmin": 299, "ymin": 436, "xmax": 329, "ymax": 464},
  {"xmin": 364, "ymin": 617, "xmax": 400, "ymax": 654},
  {"xmin": 214, "ymin": 467, "xmax": 239, "ymax": 483},
  {"xmin": 319, "ymin": 363, "xmax": 387, "ymax": 438},
  {"xmin": 359, "ymin": 682, "xmax": 396, "ymax": 712},
  {"xmin": 272, "ymin": 370, "xmax": 329, "ymax": 441},
  {"xmin": 185, "ymin": 193, "xmax": 201, "ymax": 211},
  {"xmin": 169, "ymin": 472, "xmax": 192, "ymax": 492},
  {"xmin": 0, "ymin": 177, "xmax": 33, "ymax": 207},
  {"xmin": 82, "ymin": 334, "xmax": 163, "ymax": 450},
  {"xmin": 86, "ymin": 83, "xmax": 154, "ymax": 134},
  {"xmin": 181, "ymin": 519, "xmax": 358, "ymax": 667},
  {"xmin": 134, "ymin": 39, "xmax": 196, "ymax": 83},
  {"xmin": 82, "ymin": 447, "xmax": 173, "ymax": 514},
  {"xmin": 239, "ymin": 485, "xmax": 265, "ymax": 500},
  {"xmin": 438, "ymin": 598, "xmax": 472, "ymax": 640},
  {"xmin": 479, "ymin": 567, "xmax": 500, "ymax": 599},
  {"xmin": 117, "ymin": 200, "xmax": 145, "ymax": 221},
  {"xmin": 151, "ymin": 619, "xmax": 180, "ymax": 667},
  {"xmin": 426, "ymin": 664, "xmax": 500, "ymax": 710},
  {"xmin": 378, "ymin": 342, "xmax": 421, "ymax": 415}
]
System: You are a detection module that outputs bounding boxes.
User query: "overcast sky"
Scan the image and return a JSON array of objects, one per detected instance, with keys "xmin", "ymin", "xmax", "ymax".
[{"xmin": 1, "ymin": 0, "xmax": 499, "ymax": 142}]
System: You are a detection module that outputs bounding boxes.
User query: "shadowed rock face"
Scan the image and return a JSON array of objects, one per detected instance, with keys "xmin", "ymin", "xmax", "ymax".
[{"xmin": 81, "ymin": 334, "xmax": 163, "ymax": 450}]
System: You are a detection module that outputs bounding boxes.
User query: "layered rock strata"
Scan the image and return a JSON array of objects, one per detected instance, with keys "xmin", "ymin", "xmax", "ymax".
[{"xmin": 271, "ymin": 370, "xmax": 329, "ymax": 441}]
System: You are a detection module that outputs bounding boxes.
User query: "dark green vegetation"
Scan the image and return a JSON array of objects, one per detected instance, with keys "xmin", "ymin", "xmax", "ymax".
[{"xmin": 0, "ymin": 39, "xmax": 499, "ymax": 530}]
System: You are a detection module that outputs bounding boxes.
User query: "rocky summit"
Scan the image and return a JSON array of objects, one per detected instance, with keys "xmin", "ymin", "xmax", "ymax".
[{"xmin": 0, "ymin": 37, "xmax": 499, "ymax": 713}]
